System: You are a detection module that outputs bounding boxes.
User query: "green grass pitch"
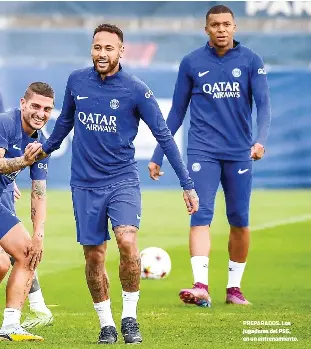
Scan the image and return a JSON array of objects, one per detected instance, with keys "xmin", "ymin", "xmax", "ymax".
[{"xmin": 1, "ymin": 189, "xmax": 311, "ymax": 348}]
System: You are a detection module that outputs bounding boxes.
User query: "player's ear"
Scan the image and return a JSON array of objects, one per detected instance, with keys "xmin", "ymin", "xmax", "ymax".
[
  {"xmin": 20, "ymin": 98, "xmax": 26, "ymax": 110},
  {"xmin": 119, "ymin": 44, "xmax": 125, "ymax": 59},
  {"xmin": 204, "ymin": 26, "xmax": 209, "ymax": 36},
  {"xmin": 233, "ymin": 22, "xmax": 237, "ymax": 33}
]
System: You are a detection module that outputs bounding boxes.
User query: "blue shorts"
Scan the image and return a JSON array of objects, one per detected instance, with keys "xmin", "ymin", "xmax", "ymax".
[
  {"xmin": 188, "ymin": 156, "xmax": 252, "ymax": 227},
  {"xmin": 0, "ymin": 192, "xmax": 20, "ymax": 239},
  {"xmin": 71, "ymin": 180, "xmax": 142, "ymax": 246},
  {"xmin": 0, "ymin": 191, "xmax": 16, "ymax": 215}
]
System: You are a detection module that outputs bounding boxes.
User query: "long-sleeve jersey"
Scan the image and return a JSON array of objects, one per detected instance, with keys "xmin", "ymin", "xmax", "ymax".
[
  {"xmin": 0, "ymin": 108, "xmax": 49, "ymax": 195},
  {"xmin": 42, "ymin": 66, "xmax": 194, "ymax": 190},
  {"xmin": 0, "ymin": 92, "xmax": 14, "ymax": 192},
  {"xmin": 151, "ymin": 41, "xmax": 271, "ymax": 166}
]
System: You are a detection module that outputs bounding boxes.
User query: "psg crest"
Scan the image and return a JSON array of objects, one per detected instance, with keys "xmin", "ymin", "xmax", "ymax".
[{"xmin": 110, "ymin": 99, "xmax": 120, "ymax": 109}]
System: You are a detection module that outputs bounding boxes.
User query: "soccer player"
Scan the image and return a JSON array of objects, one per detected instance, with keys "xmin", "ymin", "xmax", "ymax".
[
  {"xmin": 0, "ymin": 91, "xmax": 53, "ymax": 330},
  {"xmin": 149, "ymin": 5, "xmax": 271, "ymax": 307},
  {"xmin": 0, "ymin": 82, "xmax": 54, "ymax": 341},
  {"xmin": 39, "ymin": 24, "xmax": 198, "ymax": 344}
]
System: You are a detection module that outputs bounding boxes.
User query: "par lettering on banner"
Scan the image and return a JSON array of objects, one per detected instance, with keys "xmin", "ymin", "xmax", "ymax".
[{"xmin": 246, "ymin": 1, "xmax": 311, "ymax": 17}]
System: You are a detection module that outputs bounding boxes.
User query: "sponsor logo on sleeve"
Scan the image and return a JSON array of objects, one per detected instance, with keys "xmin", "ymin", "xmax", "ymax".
[
  {"xmin": 144, "ymin": 90, "xmax": 153, "ymax": 98},
  {"xmin": 258, "ymin": 68, "xmax": 267, "ymax": 75}
]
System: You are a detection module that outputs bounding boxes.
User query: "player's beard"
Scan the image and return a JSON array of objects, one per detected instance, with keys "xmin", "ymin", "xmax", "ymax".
[
  {"xmin": 23, "ymin": 112, "xmax": 46, "ymax": 131},
  {"xmin": 93, "ymin": 55, "xmax": 120, "ymax": 76}
]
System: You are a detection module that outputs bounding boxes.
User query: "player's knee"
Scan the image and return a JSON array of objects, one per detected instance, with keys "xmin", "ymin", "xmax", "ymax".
[
  {"xmin": 0, "ymin": 254, "xmax": 10, "ymax": 278},
  {"xmin": 84, "ymin": 246, "xmax": 105, "ymax": 266},
  {"xmin": 1, "ymin": 223, "xmax": 32, "ymax": 263},
  {"xmin": 115, "ymin": 226, "xmax": 138, "ymax": 255},
  {"xmin": 10, "ymin": 245, "xmax": 32, "ymax": 264}
]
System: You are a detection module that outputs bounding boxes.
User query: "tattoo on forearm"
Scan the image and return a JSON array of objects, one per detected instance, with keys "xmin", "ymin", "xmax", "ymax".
[
  {"xmin": 85, "ymin": 263, "xmax": 109, "ymax": 303},
  {"xmin": 114, "ymin": 226, "xmax": 141, "ymax": 292},
  {"xmin": 31, "ymin": 180, "xmax": 46, "ymax": 200},
  {"xmin": 185, "ymin": 189, "xmax": 199, "ymax": 201},
  {"xmin": 0, "ymin": 157, "xmax": 26, "ymax": 174},
  {"xmin": 31, "ymin": 207, "xmax": 36, "ymax": 219},
  {"xmin": 31, "ymin": 180, "xmax": 46, "ymax": 236},
  {"xmin": 35, "ymin": 228, "xmax": 44, "ymax": 238}
]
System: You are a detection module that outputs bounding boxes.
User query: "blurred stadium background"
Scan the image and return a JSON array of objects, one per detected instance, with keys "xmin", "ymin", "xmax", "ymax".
[{"xmin": 0, "ymin": 0, "xmax": 310, "ymax": 189}]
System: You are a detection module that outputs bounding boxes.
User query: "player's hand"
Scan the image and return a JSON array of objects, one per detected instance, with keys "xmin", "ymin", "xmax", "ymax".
[
  {"xmin": 26, "ymin": 235, "xmax": 44, "ymax": 271},
  {"xmin": 148, "ymin": 162, "xmax": 164, "ymax": 180},
  {"xmin": 36, "ymin": 149, "xmax": 48, "ymax": 162},
  {"xmin": 13, "ymin": 182, "xmax": 21, "ymax": 201},
  {"xmin": 183, "ymin": 189, "xmax": 199, "ymax": 215},
  {"xmin": 23, "ymin": 142, "xmax": 43, "ymax": 166},
  {"xmin": 251, "ymin": 143, "xmax": 265, "ymax": 161}
]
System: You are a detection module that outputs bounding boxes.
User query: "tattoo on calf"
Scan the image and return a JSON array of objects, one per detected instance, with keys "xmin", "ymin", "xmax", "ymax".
[
  {"xmin": 85, "ymin": 262, "xmax": 109, "ymax": 303},
  {"xmin": 114, "ymin": 225, "xmax": 141, "ymax": 292},
  {"xmin": 119, "ymin": 254, "xmax": 141, "ymax": 292}
]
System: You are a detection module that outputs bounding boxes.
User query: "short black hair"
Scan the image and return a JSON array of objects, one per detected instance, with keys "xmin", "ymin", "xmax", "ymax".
[
  {"xmin": 24, "ymin": 82, "xmax": 54, "ymax": 101},
  {"xmin": 93, "ymin": 23, "xmax": 123, "ymax": 42},
  {"xmin": 206, "ymin": 5, "xmax": 234, "ymax": 21}
]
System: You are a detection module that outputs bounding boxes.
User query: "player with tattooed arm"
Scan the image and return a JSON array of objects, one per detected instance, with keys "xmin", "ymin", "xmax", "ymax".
[
  {"xmin": 0, "ymin": 89, "xmax": 53, "ymax": 331},
  {"xmin": 39, "ymin": 24, "xmax": 198, "ymax": 344},
  {"xmin": 0, "ymin": 82, "xmax": 53, "ymax": 341}
]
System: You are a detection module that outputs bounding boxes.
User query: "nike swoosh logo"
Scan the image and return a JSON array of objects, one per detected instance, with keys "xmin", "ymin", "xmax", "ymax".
[
  {"xmin": 77, "ymin": 95, "xmax": 88, "ymax": 100},
  {"xmin": 13, "ymin": 144, "xmax": 21, "ymax": 150},
  {"xmin": 238, "ymin": 169, "xmax": 249, "ymax": 174},
  {"xmin": 137, "ymin": 214, "xmax": 141, "ymax": 220},
  {"xmin": 198, "ymin": 71, "xmax": 209, "ymax": 77}
]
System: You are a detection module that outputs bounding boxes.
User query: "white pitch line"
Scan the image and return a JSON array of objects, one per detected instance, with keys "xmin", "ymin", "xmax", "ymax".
[{"xmin": 252, "ymin": 214, "xmax": 311, "ymax": 232}]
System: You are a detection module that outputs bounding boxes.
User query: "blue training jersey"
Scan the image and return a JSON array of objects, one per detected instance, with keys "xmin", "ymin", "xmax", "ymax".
[
  {"xmin": 0, "ymin": 91, "xmax": 14, "ymax": 192},
  {"xmin": 151, "ymin": 41, "xmax": 271, "ymax": 165},
  {"xmin": 0, "ymin": 108, "xmax": 49, "ymax": 196},
  {"xmin": 42, "ymin": 65, "xmax": 194, "ymax": 190}
]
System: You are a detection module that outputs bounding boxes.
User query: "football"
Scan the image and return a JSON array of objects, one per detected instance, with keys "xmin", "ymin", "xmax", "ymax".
[{"xmin": 140, "ymin": 247, "xmax": 172, "ymax": 279}]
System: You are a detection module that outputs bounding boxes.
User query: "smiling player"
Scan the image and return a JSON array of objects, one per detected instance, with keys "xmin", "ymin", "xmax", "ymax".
[
  {"xmin": 39, "ymin": 24, "xmax": 198, "ymax": 344},
  {"xmin": 0, "ymin": 88, "xmax": 53, "ymax": 332},
  {"xmin": 0, "ymin": 82, "xmax": 53, "ymax": 341}
]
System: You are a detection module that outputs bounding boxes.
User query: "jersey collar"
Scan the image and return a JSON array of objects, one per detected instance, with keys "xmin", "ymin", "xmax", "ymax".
[
  {"xmin": 91, "ymin": 64, "xmax": 123, "ymax": 83},
  {"xmin": 205, "ymin": 40, "xmax": 240, "ymax": 58}
]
